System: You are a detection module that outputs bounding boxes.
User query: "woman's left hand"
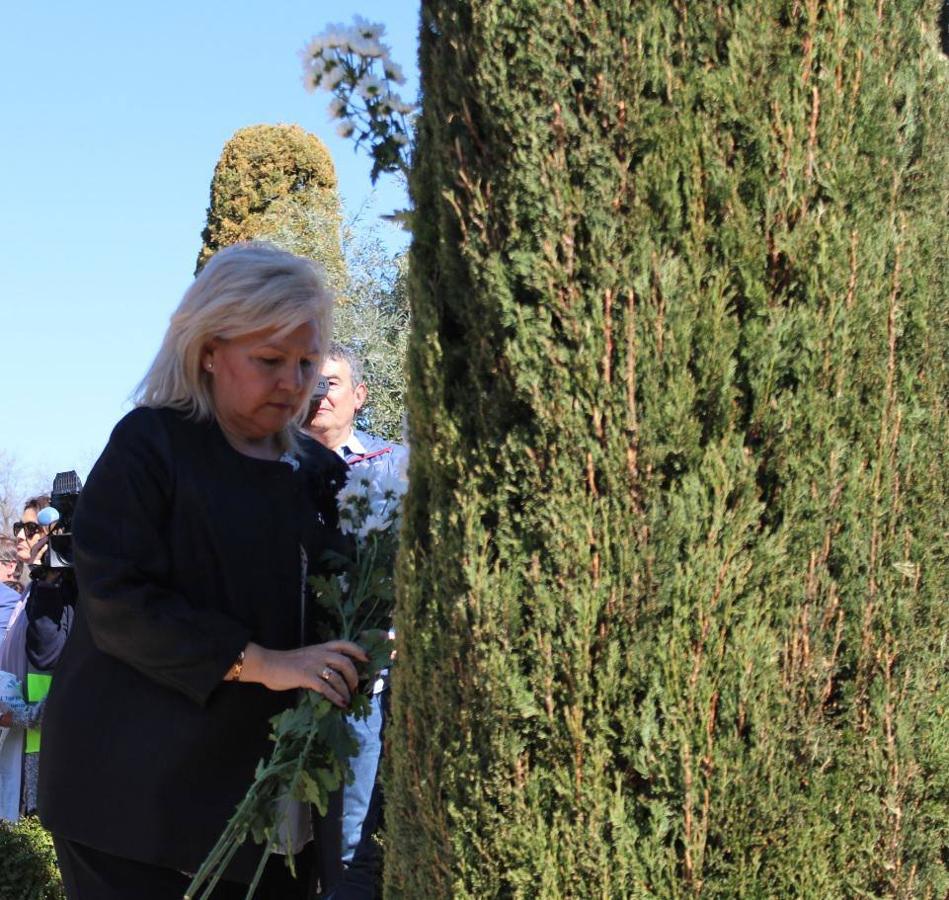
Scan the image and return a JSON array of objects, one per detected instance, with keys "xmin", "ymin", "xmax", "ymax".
[{"xmin": 237, "ymin": 640, "xmax": 369, "ymax": 707}]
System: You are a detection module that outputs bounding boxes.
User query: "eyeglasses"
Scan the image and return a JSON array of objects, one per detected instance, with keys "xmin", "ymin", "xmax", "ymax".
[{"xmin": 12, "ymin": 521, "xmax": 43, "ymax": 539}]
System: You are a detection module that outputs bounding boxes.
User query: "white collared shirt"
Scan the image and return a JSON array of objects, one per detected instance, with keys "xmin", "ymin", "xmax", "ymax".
[{"xmin": 335, "ymin": 429, "xmax": 366, "ymax": 460}]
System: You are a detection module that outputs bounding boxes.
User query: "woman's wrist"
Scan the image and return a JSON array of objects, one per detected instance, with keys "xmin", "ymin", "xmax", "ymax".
[
  {"xmin": 223, "ymin": 642, "xmax": 267, "ymax": 683},
  {"xmin": 223, "ymin": 648, "xmax": 245, "ymax": 682},
  {"xmin": 232, "ymin": 642, "xmax": 270, "ymax": 686},
  {"xmin": 224, "ymin": 643, "xmax": 291, "ymax": 691}
]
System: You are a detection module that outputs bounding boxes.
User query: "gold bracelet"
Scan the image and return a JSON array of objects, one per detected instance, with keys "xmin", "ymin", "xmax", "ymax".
[{"xmin": 226, "ymin": 649, "xmax": 245, "ymax": 682}]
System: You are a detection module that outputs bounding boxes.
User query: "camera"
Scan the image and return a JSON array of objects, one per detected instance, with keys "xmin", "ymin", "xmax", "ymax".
[
  {"xmin": 35, "ymin": 470, "xmax": 83, "ymax": 571},
  {"xmin": 313, "ymin": 375, "xmax": 329, "ymax": 403},
  {"xmin": 305, "ymin": 375, "xmax": 330, "ymax": 422},
  {"xmin": 25, "ymin": 472, "xmax": 82, "ymax": 671}
]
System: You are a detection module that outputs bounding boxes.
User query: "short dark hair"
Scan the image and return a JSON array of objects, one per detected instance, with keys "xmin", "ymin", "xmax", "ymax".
[
  {"xmin": 327, "ymin": 342, "xmax": 365, "ymax": 387},
  {"xmin": 23, "ymin": 494, "xmax": 50, "ymax": 514}
]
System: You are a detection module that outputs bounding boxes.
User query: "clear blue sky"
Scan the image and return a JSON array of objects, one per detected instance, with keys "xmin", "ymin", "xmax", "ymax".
[{"xmin": 0, "ymin": 0, "xmax": 418, "ymax": 494}]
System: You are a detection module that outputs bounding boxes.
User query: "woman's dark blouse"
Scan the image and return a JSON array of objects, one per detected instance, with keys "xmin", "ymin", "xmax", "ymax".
[{"xmin": 38, "ymin": 406, "xmax": 347, "ymax": 882}]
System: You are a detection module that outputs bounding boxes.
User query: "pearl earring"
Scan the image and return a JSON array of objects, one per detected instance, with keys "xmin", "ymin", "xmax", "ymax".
[{"xmin": 205, "ymin": 362, "xmax": 214, "ymax": 372}]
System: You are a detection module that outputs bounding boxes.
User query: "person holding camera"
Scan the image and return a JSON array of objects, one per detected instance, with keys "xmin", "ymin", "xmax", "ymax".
[
  {"xmin": 0, "ymin": 494, "xmax": 70, "ymax": 821},
  {"xmin": 37, "ymin": 242, "xmax": 368, "ymax": 899}
]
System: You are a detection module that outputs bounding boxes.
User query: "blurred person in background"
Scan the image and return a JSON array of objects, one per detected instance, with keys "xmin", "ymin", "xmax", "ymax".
[
  {"xmin": 307, "ymin": 343, "xmax": 407, "ymax": 482},
  {"xmin": 0, "ymin": 537, "xmax": 20, "ymax": 639}
]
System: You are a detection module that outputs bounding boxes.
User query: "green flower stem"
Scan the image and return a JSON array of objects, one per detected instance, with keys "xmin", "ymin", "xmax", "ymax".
[{"xmin": 186, "ymin": 696, "xmax": 335, "ymax": 900}]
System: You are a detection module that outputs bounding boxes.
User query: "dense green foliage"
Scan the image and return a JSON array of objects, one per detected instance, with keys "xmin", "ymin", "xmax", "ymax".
[
  {"xmin": 335, "ymin": 231, "xmax": 409, "ymax": 440},
  {"xmin": 0, "ymin": 817, "xmax": 65, "ymax": 900},
  {"xmin": 388, "ymin": 2, "xmax": 948, "ymax": 897}
]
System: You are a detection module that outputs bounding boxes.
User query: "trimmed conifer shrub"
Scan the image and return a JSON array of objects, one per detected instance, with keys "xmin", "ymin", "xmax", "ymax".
[
  {"xmin": 387, "ymin": 2, "xmax": 948, "ymax": 897},
  {"xmin": 0, "ymin": 817, "xmax": 65, "ymax": 900},
  {"xmin": 195, "ymin": 123, "xmax": 344, "ymax": 288}
]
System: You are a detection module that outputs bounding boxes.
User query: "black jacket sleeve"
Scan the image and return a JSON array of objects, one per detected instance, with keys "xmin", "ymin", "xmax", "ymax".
[
  {"xmin": 72, "ymin": 409, "xmax": 251, "ymax": 705},
  {"xmin": 25, "ymin": 577, "xmax": 77, "ymax": 671}
]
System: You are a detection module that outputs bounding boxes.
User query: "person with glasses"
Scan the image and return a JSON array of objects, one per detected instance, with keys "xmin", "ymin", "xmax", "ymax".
[
  {"xmin": 12, "ymin": 495, "xmax": 51, "ymax": 588},
  {"xmin": 37, "ymin": 243, "xmax": 368, "ymax": 900},
  {"xmin": 1, "ymin": 497, "xmax": 55, "ymax": 821}
]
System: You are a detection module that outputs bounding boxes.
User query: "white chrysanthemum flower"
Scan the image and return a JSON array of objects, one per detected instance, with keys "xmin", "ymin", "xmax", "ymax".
[
  {"xmin": 301, "ymin": 37, "xmax": 326, "ymax": 59},
  {"xmin": 337, "ymin": 472, "xmax": 371, "ymax": 507},
  {"xmin": 364, "ymin": 41, "xmax": 386, "ymax": 60},
  {"xmin": 390, "ymin": 133, "xmax": 409, "ymax": 146},
  {"xmin": 352, "ymin": 15, "xmax": 383, "ymax": 41},
  {"xmin": 374, "ymin": 470, "xmax": 408, "ymax": 502},
  {"xmin": 338, "ymin": 509, "xmax": 356, "ymax": 535},
  {"xmin": 327, "ymin": 96, "xmax": 347, "ymax": 119},
  {"xmin": 321, "ymin": 63, "xmax": 346, "ymax": 91},
  {"xmin": 299, "ymin": 49, "xmax": 320, "ymax": 91},
  {"xmin": 358, "ymin": 512, "xmax": 392, "ymax": 538},
  {"xmin": 347, "ymin": 34, "xmax": 385, "ymax": 59},
  {"xmin": 383, "ymin": 60, "xmax": 406, "ymax": 84},
  {"xmin": 336, "ymin": 27, "xmax": 361, "ymax": 53},
  {"xmin": 336, "ymin": 119, "xmax": 356, "ymax": 139},
  {"xmin": 356, "ymin": 73, "xmax": 385, "ymax": 99},
  {"xmin": 321, "ymin": 26, "xmax": 347, "ymax": 49}
]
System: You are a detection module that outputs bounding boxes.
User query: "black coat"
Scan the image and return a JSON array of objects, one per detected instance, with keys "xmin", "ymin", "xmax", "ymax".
[{"xmin": 38, "ymin": 406, "xmax": 348, "ymax": 884}]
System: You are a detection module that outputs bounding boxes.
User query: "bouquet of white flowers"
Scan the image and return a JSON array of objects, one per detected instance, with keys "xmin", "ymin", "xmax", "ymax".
[{"xmin": 186, "ymin": 464, "xmax": 406, "ymax": 900}]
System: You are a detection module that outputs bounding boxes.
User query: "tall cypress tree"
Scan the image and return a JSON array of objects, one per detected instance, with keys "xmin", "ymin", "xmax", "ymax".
[{"xmin": 389, "ymin": 2, "xmax": 948, "ymax": 897}]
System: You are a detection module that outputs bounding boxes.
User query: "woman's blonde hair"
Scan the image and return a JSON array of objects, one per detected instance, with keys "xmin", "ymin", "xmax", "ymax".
[{"xmin": 135, "ymin": 242, "xmax": 333, "ymax": 450}]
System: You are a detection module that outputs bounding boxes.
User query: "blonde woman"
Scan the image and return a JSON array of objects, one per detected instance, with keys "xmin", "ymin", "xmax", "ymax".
[{"xmin": 38, "ymin": 243, "xmax": 365, "ymax": 899}]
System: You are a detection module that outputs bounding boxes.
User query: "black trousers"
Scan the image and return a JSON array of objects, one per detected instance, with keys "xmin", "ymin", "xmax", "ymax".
[{"xmin": 53, "ymin": 836, "xmax": 314, "ymax": 900}]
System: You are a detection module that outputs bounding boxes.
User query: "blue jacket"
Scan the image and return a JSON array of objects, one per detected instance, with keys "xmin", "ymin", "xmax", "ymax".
[
  {"xmin": 342, "ymin": 429, "xmax": 408, "ymax": 481},
  {"xmin": 0, "ymin": 583, "xmax": 20, "ymax": 647}
]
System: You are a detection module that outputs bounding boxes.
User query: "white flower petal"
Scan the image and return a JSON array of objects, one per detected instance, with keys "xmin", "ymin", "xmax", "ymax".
[
  {"xmin": 357, "ymin": 512, "xmax": 392, "ymax": 538},
  {"xmin": 383, "ymin": 60, "xmax": 406, "ymax": 84},
  {"xmin": 356, "ymin": 73, "xmax": 385, "ymax": 98},
  {"xmin": 321, "ymin": 64, "xmax": 346, "ymax": 91}
]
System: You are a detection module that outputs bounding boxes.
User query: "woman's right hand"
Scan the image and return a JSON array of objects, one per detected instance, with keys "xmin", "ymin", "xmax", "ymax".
[{"xmin": 240, "ymin": 641, "xmax": 369, "ymax": 708}]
